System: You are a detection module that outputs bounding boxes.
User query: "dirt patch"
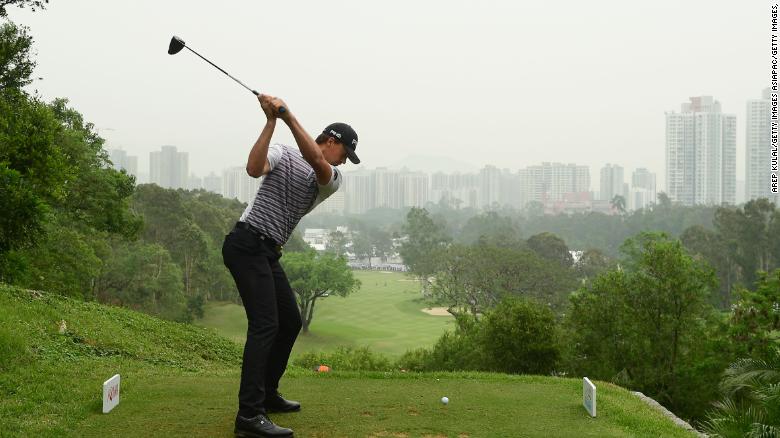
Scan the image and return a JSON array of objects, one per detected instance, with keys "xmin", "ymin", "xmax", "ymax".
[{"xmin": 421, "ymin": 307, "xmax": 451, "ymax": 316}]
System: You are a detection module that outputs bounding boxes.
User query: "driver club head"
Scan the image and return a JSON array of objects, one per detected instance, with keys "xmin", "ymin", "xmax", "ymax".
[{"xmin": 168, "ymin": 36, "xmax": 185, "ymax": 55}]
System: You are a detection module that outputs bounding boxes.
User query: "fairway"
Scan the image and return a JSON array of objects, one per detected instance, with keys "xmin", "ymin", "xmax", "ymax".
[{"xmin": 196, "ymin": 271, "xmax": 454, "ymax": 357}]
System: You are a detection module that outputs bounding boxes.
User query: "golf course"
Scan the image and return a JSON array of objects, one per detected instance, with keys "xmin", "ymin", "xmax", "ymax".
[
  {"xmin": 196, "ymin": 271, "xmax": 455, "ymax": 358},
  {"xmin": 0, "ymin": 281, "xmax": 701, "ymax": 437}
]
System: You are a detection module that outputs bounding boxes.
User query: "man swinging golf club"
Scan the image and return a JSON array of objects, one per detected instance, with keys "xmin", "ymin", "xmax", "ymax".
[{"xmin": 222, "ymin": 94, "xmax": 359, "ymax": 437}]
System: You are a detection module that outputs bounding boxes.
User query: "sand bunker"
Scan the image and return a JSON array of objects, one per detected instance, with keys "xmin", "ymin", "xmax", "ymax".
[{"xmin": 421, "ymin": 307, "xmax": 451, "ymax": 316}]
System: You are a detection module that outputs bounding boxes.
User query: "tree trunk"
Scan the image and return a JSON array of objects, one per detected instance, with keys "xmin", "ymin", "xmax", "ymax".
[
  {"xmin": 300, "ymin": 298, "xmax": 310, "ymax": 333},
  {"xmin": 305, "ymin": 296, "xmax": 317, "ymax": 332}
]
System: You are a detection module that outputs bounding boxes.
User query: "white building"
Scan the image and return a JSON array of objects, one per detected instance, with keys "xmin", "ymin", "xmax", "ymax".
[
  {"xmin": 400, "ymin": 171, "xmax": 429, "ymax": 208},
  {"xmin": 629, "ymin": 168, "xmax": 657, "ymax": 210},
  {"xmin": 108, "ymin": 149, "xmax": 138, "ymax": 177},
  {"xmin": 599, "ymin": 164, "xmax": 625, "ymax": 202},
  {"xmin": 518, "ymin": 162, "xmax": 590, "ymax": 207},
  {"xmin": 150, "ymin": 145, "xmax": 189, "ymax": 189},
  {"xmin": 746, "ymin": 88, "xmax": 778, "ymax": 203},
  {"xmin": 666, "ymin": 96, "xmax": 736, "ymax": 205},
  {"xmin": 343, "ymin": 169, "xmax": 375, "ymax": 214},
  {"xmin": 203, "ymin": 172, "xmax": 222, "ymax": 194},
  {"xmin": 222, "ymin": 166, "xmax": 261, "ymax": 204}
]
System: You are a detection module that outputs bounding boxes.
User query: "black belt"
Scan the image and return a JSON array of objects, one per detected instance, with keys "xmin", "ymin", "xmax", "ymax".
[{"xmin": 235, "ymin": 222, "xmax": 280, "ymax": 249}]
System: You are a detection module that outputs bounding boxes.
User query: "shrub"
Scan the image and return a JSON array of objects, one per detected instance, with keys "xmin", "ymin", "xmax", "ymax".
[{"xmin": 292, "ymin": 346, "xmax": 392, "ymax": 371}]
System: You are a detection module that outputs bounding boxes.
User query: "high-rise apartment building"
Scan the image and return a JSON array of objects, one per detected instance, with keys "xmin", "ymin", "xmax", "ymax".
[
  {"xmin": 665, "ymin": 96, "xmax": 736, "ymax": 205},
  {"xmin": 108, "ymin": 149, "xmax": 138, "ymax": 177},
  {"xmin": 600, "ymin": 164, "xmax": 625, "ymax": 202},
  {"xmin": 149, "ymin": 145, "xmax": 189, "ymax": 189},
  {"xmin": 746, "ymin": 88, "xmax": 778, "ymax": 203},
  {"xmin": 629, "ymin": 168, "xmax": 657, "ymax": 210},
  {"xmin": 518, "ymin": 162, "xmax": 590, "ymax": 206},
  {"xmin": 221, "ymin": 166, "xmax": 261, "ymax": 204}
]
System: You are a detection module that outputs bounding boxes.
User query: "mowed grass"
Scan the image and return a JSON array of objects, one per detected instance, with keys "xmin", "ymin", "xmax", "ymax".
[
  {"xmin": 74, "ymin": 371, "xmax": 698, "ymax": 438},
  {"xmin": 0, "ymin": 284, "xmax": 699, "ymax": 437},
  {"xmin": 196, "ymin": 271, "xmax": 454, "ymax": 357}
]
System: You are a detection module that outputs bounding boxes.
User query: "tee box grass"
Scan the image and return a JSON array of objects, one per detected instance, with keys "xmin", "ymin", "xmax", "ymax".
[{"xmin": 0, "ymin": 282, "xmax": 699, "ymax": 437}]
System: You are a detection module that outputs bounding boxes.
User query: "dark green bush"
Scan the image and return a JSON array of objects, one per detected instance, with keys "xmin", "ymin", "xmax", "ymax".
[{"xmin": 397, "ymin": 299, "xmax": 561, "ymax": 375}]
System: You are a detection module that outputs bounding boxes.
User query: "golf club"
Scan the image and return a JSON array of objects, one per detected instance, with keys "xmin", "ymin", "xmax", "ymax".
[{"xmin": 168, "ymin": 35, "xmax": 285, "ymax": 113}]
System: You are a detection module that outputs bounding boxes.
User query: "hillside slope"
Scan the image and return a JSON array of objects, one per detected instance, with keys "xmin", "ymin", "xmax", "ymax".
[{"xmin": 0, "ymin": 285, "xmax": 699, "ymax": 437}]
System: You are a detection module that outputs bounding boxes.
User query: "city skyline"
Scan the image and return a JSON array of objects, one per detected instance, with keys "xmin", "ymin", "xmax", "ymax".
[{"xmin": 8, "ymin": 0, "xmax": 764, "ymax": 192}]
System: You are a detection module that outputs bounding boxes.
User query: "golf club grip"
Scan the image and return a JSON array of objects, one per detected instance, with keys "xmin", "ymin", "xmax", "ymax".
[{"xmin": 250, "ymin": 89, "xmax": 286, "ymax": 113}]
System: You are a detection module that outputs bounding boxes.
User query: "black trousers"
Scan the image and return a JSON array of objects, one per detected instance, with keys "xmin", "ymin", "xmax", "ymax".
[{"xmin": 222, "ymin": 225, "xmax": 302, "ymax": 417}]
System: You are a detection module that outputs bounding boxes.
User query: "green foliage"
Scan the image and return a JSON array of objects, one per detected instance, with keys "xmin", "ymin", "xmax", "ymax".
[
  {"xmin": 292, "ymin": 346, "xmax": 392, "ymax": 371},
  {"xmin": 284, "ymin": 229, "xmax": 309, "ymax": 252},
  {"xmin": 0, "ymin": 165, "xmax": 47, "ymax": 255},
  {"xmin": 131, "ymin": 185, "xmax": 244, "ymax": 308},
  {"xmin": 0, "ymin": 20, "xmax": 35, "ymax": 88},
  {"xmin": 701, "ymin": 350, "xmax": 780, "ymax": 437},
  {"xmin": 430, "ymin": 242, "xmax": 577, "ymax": 315},
  {"xmin": 12, "ymin": 220, "xmax": 101, "ymax": 299},
  {"xmin": 0, "ymin": 1, "xmax": 48, "ymax": 17},
  {"xmin": 574, "ymin": 248, "xmax": 614, "ymax": 281},
  {"xmin": 728, "ymin": 269, "xmax": 780, "ymax": 362},
  {"xmin": 457, "ymin": 211, "xmax": 520, "ymax": 246},
  {"xmin": 527, "ymin": 231, "xmax": 573, "ymax": 267},
  {"xmin": 399, "ymin": 207, "xmax": 451, "ymax": 280},
  {"xmin": 714, "ymin": 199, "xmax": 780, "ymax": 293},
  {"xmin": 0, "ymin": 283, "xmax": 241, "ymax": 369},
  {"xmin": 566, "ymin": 232, "xmax": 726, "ymax": 419},
  {"xmin": 398, "ymin": 313, "xmax": 485, "ymax": 372},
  {"xmin": 93, "ymin": 239, "xmax": 187, "ymax": 321},
  {"xmin": 481, "ymin": 298, "xmax": 560, "ymax": 374},
  {"xmin": 282, "ymin": 250, "xmax": 361, "ymax": 332},
  {"xmin": 398, "ymin": 299, "xmax": 561, "ymax": 375}
]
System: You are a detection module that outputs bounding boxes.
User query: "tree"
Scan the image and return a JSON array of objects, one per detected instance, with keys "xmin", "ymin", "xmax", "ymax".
[
  {"xmin": 399, "ymin": 207, "xmax": 451, "ymax": 289},
  {"xmin": 284, "ymin": 229, "xmax": 309, "ymax": 253},
  {"xmin": 701, "ymin": 350, "xmax": 780, "ymax": 437},
  {"xmin": 326, "ymin": 230, "xmax": 348, "ymax": 257},
  {"xmin": 574, "ymin": 248, "xmax": 613, "ymax": 281},
  {"xmin": 715, "ymin": 200, "xmax": 779, "ymax": 290},
  {"xmin": 610, "ymin": 195, "xmax": 626, "ymax": 215},
  {"xmin": 457, "ymin": 211, "xmax": 520, "ymax": 246},
  {"xmin": 351, "ymin": 231, "xmax": 373, "ymax": 267},
  {"xmin": 527, "ymin": 232, "xmax": 573, "ymax": 268},
  {"xmin": 430, "ymin": 243, "xmax": 577, "ymax": 316},
  {"xmin": 0, "ymin": 1, "xmax": 49, "ymax": 17},
  {"xmin": 0, "ymin": 20, "xmax": 35, "ymax": 89},
  {"xmin": 567, "ymin": 232, "xmax": 725, "ymax": 419},
  {"xmin": 94, "ymin": 239, "xmax": 188, "ymax": 321},
  {"xmin": 728, "ymin": 269, "xmax": 780, "ymax": 362},
  {"xmin": 481, "ymin": 298, "xmax": 561, "ymax": 374},
  {"xmin": 171, "ymin": 220, "xmax": 209, "ymax": 297},
  {"xmin": 282, "ymin": 250, "xmax": 361, "ymax": 333},
  {"xmin": 681, "ymin": 224, "xmax": 736, "ymax": 308}
]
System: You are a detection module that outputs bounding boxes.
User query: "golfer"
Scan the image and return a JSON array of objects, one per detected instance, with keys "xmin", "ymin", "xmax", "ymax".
[{"xmin": 222, "ymin": 94, "xmax": 359, "ymax": 437}]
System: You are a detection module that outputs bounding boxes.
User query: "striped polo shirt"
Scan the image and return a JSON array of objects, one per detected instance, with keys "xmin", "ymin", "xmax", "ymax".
[{"xmin": 239, "ymin": 143, "xmax": 342, "ymax": 245}]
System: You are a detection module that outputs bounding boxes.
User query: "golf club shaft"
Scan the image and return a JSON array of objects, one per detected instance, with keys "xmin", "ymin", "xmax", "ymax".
[
  {"xmin": 183, "ymin": 45, "xmax": 286, "ymax": 113},
  {"xmin": 184, "ymin": 46, "xmax": 257, "ymax": 95}
]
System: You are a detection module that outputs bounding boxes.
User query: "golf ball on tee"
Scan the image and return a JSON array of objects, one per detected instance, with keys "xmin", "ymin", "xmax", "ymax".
[{"xmin": 441, "ymin": 396, "xmax": 449, "ymax": 405}]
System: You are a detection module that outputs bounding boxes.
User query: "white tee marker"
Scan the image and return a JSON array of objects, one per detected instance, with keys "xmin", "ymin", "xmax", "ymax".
[
  {"xmin": 583, "ymin": 377, "xmax": 596, "ymax": 417},
  {"xmin": 103, "ymin": 374, "xmax": 121, "ymax": 413}
]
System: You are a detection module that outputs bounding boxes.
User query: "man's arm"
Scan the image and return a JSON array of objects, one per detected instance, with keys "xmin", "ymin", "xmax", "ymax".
[
  {"xmin": 246, "ymin": 94, "xmax": 277, "ymax": 178},
  {"xmin": 246, "ymin": 119, "xmax": 276, "ymax": 177},
  {"xmin": 270, "ymin": 98, "xmax": 333, "ymax": 185}
]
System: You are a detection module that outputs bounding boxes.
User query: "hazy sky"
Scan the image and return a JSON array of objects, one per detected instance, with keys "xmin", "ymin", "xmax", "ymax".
[{"xmin": 7, "ymin": 0, "xmax": 767, "ymax": 190}]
